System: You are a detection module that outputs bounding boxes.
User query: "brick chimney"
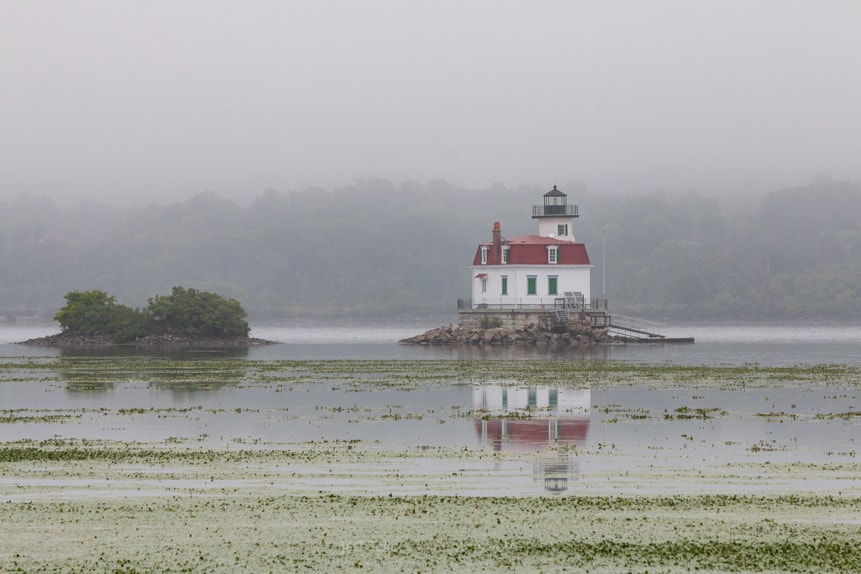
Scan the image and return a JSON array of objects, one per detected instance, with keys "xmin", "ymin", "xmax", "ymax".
[{"xmin": 492, "ymin": 221, "xmax": 501, "ymax": 247}]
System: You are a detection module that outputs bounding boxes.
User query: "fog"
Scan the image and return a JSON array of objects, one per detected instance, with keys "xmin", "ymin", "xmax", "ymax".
[{"xmin": 2, "ymin": 1, "xmax": 860, "ymax": 205}]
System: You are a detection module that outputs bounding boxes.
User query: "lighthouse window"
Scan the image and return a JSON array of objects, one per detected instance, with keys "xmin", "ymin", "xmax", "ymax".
[
  {"xmin": 480, "ymin": 246, "xmax": 488, "ymax": 265},
  {"xmin": 481, "ymin": 277, "xmax": 487, "ymax": 293},
  {"xmin": 501, "ymin": 275, "xmax": 508, "ymax": 295},
  {"xmin": 557, "ymin": 224, "xmax": 568, "ymax": 237},
  {"xmin": 527, "ymin": 276, "xmax": 537, "ymax": 295},
  {"xmin": 502, "ymin": 246, "xmax": 510, "ymax": 264},
  {"xmin": 548, "ymin": 276, "xmax": 558, "ymax": 296},
  {"xmin": 548, "ymin": 246, "xmax": 558, "ymax": 264}
]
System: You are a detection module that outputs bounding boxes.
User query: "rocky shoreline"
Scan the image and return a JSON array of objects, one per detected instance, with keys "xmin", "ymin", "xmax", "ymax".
[
  {"xmin": 399, "ymin": 319, "xmax": 624, "ymax": 346},
  {"xmin": 17, "ymin": 332, "xmax": 277, "ymax": 347}
]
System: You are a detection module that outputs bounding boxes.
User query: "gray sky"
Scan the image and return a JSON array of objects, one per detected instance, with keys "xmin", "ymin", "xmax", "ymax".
[{"xmin": 2, "ymin": 0, "xmax": 860, "ymax": 205}]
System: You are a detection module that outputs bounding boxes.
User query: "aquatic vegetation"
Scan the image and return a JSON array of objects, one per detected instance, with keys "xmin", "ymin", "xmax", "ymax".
[
  {"xmin": 2, "ymin": 355, "xmax": 861, "ymax": 572},
  {"xmin": 748, "ymin": 439, "xmax": 787, "ymax": 453},
  {"xmin": 4, "ymin": 356, "xmax": 861, "ymax": 391},
  {"xmin": 599, "ymin": 405, "xmax": 652, "ymax": 423},
  {"xmin": 2, "ymin": 490, "xmax": 860, "ymax": 572},
  {"xmin": 0, "ymin": 410, "xmax": 81, "ymax": 424},
  {"xmin": 757, "ymin": 411, "xmax": 800, "ymax": 420},
  {"xmin": 665, "ymin": 406, "xmax": 728, "ymax": 420},
  {"xmin": 817, "ymin": 411, "xmax": 861, "ymax": 421}
]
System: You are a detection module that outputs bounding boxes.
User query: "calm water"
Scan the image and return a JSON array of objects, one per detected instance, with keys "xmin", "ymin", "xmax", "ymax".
[
  {"xmin": 2, "ymin": 321, "xmax": 860, "ymax": 495},
  {"xmin": 3, "ymin": 321, "xmax": 861, "ymax": 364}
]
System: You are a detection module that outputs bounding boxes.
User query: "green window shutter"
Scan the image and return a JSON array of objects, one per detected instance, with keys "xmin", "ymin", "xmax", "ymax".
[
  {"xmin": 527, "ymin": 276, "xmax": 537, "ymax": 295},
  {"xmin": 548, "ymin": 276, "xmax": 558, "ymax": 295},
  {"xmin": 501, "ymin": 276, "xmax": 508, "ymax": 295}
]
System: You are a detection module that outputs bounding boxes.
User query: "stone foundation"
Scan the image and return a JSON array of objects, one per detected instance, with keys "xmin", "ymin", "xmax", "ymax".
[{"xmin": 458, "ymin": 309, "xmax": 556, "ymax": 330}]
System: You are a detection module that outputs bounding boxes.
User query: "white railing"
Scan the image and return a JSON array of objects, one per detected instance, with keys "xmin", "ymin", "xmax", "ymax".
[{"xmin": 458, "ymin": 298, "xmax": 605, "ymax": 311}]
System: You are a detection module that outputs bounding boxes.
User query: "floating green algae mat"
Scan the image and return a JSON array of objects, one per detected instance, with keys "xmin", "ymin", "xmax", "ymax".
[
  {"xmin": 2, "ymin": 492, "xmax": 860, "ymax": 573},
  {"xmin": 4, "ymin": 356, "xmax": 861, "ymax": 389},
  {"xmin": 2, "ymin": 356, "xmax": 861, "ymax": 571},
  {"xmin": 2, "ymin": 436, "xmax": 861, "ymax": 572}
]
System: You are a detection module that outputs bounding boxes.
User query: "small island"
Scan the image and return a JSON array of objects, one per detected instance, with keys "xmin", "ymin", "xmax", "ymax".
[{"xmin": 19, "ymin": 286, "xmax": 274, "ymax": 348}]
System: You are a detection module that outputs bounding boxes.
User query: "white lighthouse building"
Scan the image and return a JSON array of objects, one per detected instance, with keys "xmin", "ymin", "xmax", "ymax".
[{"xmin": 468, "ymin": 185, "xmax": 593, "ymax": 312}]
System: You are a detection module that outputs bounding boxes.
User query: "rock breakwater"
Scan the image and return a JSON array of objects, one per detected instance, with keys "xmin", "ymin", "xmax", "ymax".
[{"xmin": 400, "ymin": 319, "xmax": 623, "ymax": 346}]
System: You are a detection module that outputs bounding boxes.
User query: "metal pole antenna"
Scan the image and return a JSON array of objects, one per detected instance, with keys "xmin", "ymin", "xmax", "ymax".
[{"xmin": 602, "ymin": 229, "xmax": 606, "ymax": 309}]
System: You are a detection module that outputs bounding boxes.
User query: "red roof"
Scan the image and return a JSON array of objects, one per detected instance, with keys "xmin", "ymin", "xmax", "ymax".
[{"xmin": 472, "ymin": 235, "xmax": 590, "ymax": 266}]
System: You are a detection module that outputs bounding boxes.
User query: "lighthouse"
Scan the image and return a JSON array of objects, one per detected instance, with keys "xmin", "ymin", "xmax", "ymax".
[{"xmin": 463, "ymin": 185, "xmax": 594, "ymax": 328}]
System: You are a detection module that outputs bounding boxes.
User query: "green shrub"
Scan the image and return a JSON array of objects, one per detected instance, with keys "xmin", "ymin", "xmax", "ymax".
[
  {"xmin": 147, "ymin": 286, "xmax": 250, "ymax": 339},
  {"xmin": 110, "ymin": 305, "xmax": 153, "ymax": 343},
  {"xmin": 480, "ymin": 316, "xmax": 503, "ymax": 329},
  {"xmin": 54, "ymin": 286, "xmax": 250, "ymax": 341},
  {"xmin": 54, "ymin": 290, "xmax": 123, "ymax": 336}
]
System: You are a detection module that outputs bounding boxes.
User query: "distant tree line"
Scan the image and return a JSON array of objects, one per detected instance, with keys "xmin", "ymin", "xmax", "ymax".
[{"xmin": 2, "ymin": 176, "xmax": 861, "ymax": 322}]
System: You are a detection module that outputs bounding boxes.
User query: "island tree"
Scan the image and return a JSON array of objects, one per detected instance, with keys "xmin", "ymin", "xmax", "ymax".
[
  {"xmin": 147, "ymin": 286, "xmax": 250, "ymax": 339},
  {"xmin": 54, "ymin": 287, "xmax": 250, "ymax": 342}
]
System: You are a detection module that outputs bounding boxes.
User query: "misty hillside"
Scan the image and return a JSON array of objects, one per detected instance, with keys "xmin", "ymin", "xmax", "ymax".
[{"xmin": 2, "ymin": 178, "xmax": 861, "ymax": 322}]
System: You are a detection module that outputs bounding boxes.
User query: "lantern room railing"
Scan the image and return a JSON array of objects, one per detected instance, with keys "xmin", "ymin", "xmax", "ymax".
[{"xmin": 532, "ymin": 204, "xmax": 579, "ymax": 218}]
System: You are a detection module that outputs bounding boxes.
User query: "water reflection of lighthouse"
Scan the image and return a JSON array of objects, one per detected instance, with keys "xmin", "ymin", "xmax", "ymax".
[{"xmin": 473, "ymin": 385, "xmax": 590, "ymax": 492}]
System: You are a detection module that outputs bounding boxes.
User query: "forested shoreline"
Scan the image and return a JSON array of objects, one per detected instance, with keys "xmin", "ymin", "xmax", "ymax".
[{"xmin": 2, "ymin": 177, "xmax": 861, "ymax": 322}]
